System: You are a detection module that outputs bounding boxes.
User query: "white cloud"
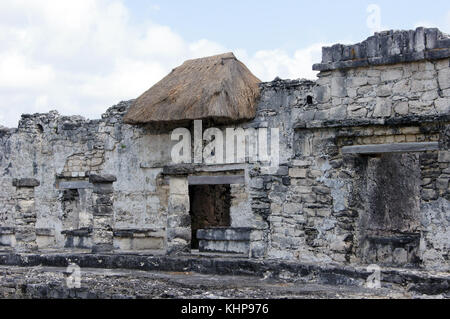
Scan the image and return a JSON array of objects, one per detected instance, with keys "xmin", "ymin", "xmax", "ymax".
[
  {"xmin": 446, "ymin": 11, "xmax": 450, "ymax": 32},
  {"xmin": 0, "ymin": 0, "xmax": 323, "ymax": 127},
  {"xmin": 415, "ymin": 10, "xmax": 450, "ymax": 33},
  {"xmin": 238, "ymin": 43, "xmax": 324, "ymax": 82},
  {"xmin": 414, "ymin": 21, "xmax": 439, "ymax": 29},
  {"xmin": 189, "ymin": 39, "xmax": 228, "ymax": 59},
  {"xmin": 0, "ymin": 53, "xmax": 55, "ymax": 88}
]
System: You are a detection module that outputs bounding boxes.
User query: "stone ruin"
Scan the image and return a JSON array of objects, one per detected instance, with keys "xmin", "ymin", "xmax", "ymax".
[{"xmin": 0, "ymin": 27, "xmax": 449, "ymax": 272}]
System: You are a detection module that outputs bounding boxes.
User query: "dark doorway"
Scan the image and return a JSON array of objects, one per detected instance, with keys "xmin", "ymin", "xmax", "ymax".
[{"xmin": 189, "ymin": 184, "xmax": 231, "ymax": 249}]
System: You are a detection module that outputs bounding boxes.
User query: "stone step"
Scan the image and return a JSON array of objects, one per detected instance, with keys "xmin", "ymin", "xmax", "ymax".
[{"xmin": 197, "ymin": 228, "xmax": 253, "ymax": 255}]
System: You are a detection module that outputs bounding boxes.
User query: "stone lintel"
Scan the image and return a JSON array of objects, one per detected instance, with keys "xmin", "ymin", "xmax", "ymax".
[
  {"xmin": 59, "ymin": 181, "xmax": 93, "ymax": 190},
  {"xmin": 12, "ymin": 178, "xmax": 40, "ymax": 188},
  {"xmin": 0, "ymin": 227, "xmax": 15, "ymax": 235},
  {"xmin": 342, "ymin": 142, "xmax": 439, "ymax": 155},
  {"xmin": 61, "ymin": 227, "xmax": 93, "ymax": 237},
  {"xmin": 188, "ymin": 175, "xmax": 245, "ymax": 185},
  {"xmin": 89, "ymin": 174, "xmax": 117, "ymax": 184},
  {"xmin": 163, "ymin": 164, "xmax": 246, "ymax": 176},
  {"xmin": 35, "ymin": 228, "xmax": 55, "ymax": 237},
  {"xmin": 113, "ymin": 228, "xmax": 165, "ymax": 238}
]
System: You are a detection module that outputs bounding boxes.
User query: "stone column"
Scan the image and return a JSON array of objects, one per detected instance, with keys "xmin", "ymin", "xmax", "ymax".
[
  {"xmin": 12, "ymin": 178, "xmax": 40, "ymax": 252},
  {"xmin": 89, "ymin": 174, "xmax": 116, "ymax": 253},
  {"xmin": 167, "ymin": 176, "xmax": 191, "ymax": 255}
]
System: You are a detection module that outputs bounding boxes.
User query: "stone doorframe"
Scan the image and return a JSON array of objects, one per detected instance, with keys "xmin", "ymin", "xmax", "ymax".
[
  {"xmin": 163, "ymin": 164, "xmax": 246, "ymax": 255},
  {"xmin": 341, "ymin": 141, "xmax": 440, "ymax": 266}
]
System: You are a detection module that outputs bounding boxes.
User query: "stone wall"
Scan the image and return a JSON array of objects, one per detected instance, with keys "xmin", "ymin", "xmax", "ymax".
[
  {"xmin": 0, "ymin": 102, "xmax": 172, "ymax": 250},
  {"xmin": 237, "ymin": 28, "xmax": 450, "ymax": 269},
  {"xmin": 0, "ymin": 27, "xmax": 448, "ymax": 271},
  {"xmin": 272, "ymin": 28, "xmax": 450, "ymax": 269}
]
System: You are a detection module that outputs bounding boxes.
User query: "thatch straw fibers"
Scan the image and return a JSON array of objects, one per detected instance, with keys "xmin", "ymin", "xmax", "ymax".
[{"xmin": 123, "ymin": 52, "xmax": 261, "ymax": 125}]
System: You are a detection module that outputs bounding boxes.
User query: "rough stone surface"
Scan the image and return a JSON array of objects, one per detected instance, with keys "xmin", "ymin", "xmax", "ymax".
[
  {"xmin": 313, "ymin": 28, "xmax": 450, "ymax": 72},
  {"xmin": 0, "ymin": 266, "xmax": 419, "ymax": 299},
  {"xmin": 89, "ymin": 175, "xmax": 117, "ymax": 184},
  {"xmin": 0, "ymin": 252, "xmax": 448, "ymax": 297},
  {"xmin": 0, "ymin": 28, "xmax": 449, "ymax": 282},
  {"xmin": 12, "ymin": 178, "xmax": 40, "ymax": 188}
]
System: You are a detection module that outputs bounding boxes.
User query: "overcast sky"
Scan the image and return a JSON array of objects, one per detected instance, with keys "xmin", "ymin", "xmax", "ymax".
[{"xmin": 0, "ymin": 0, "xmax": 449, "ymax": 127}]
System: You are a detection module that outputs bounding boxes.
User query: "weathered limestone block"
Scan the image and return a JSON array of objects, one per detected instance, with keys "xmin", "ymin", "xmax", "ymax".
[
  {"xmin": 168, "ymin": 194, "xmax": 190, "ymax": 213},
  {"xmin": 283, "ymin": 203, "xmax": 302, "ymax": 215},
  {"xmin": 373, "ymin": 99, "xmax": 392, "ymax": 117},
  {"xmin": 89, "ymin": 174, "xmax": 117, "ymax": 183},
  {"xmin": 12, "ymin": 178, "xmax": 40, "ymax": 188},
  {"xmin": 197, "ymin": 228, "xmax": 265, "ymax": 257},
  {"xmin": 0, "ymin": 227, "xmax": 16, "ymax": 247},
  {"xmin": 438, "ymin": 151, "xmax": 450, "ymax": 163},
  {"xmin": 331, "ymin": 77, "xmax": 347, "ymax": 98},
  {"xmin": 435, "ymin": 98, "xmax": 450, "ymax": 114},
  {"xmin": 438, "ymin": 68, "xmax": 450, "ymax": 90},
  {"xmin": 393, "ymin": 102, "xmax": 409, "ymax": 115},
  {"xmin": 289, "ymin": 168, "xmax": 307, "ymax": 178},
  {"xmin": 169, "ymin": 177, "xmax": 188, "ymax": 195},
  {"xmin": 381, "ymin": 69, "xmax": 403, "ymax": 82},
  {"xmin": 113, "ymin": 228, "xmax": 164, "ymax": 251},
  {"xmin": 348, "ymin": 105, "xmax": 368, "ymax": 118}
]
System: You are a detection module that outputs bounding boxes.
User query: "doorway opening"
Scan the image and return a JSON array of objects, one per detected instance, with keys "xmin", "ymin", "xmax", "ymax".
[{"xmin": 188, "ymin": 184, "xmax": 231, "ymax": 249}]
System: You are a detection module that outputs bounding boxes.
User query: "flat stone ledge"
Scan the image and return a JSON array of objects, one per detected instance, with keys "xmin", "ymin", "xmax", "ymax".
[
  {"xmin": 313, "ymin": 49, "xmax": 450, "ymax": 71},
  {"xmin": 140, "ymin": 161, "xmax": 167, "ymax": 169},
  {"xmin": 12, "ymin": 178, "xmax": 40, "ymax": 188},
  {"xmin": 58, "ymin": 181, "xmax": 93, "ymax": 190},
  {"xmin": 0, "ymin": 227, "xmax": 15, "ymax": 235},
  {"xmin": 294, "ymin": 114, "xmax": 450, "ymax": 130},
  {"xmin": 342, "ymin": 142, "xmax": 440, "ymax": 155},
  {"xmin": 163, "ymin": 164, "xmax": 246, "ymax": 176},
  {"xmin": 61, "ymin": 228, "xmax": 93, "ymax": 237},
  {"xmin": 313, "ymin": 28, "xmax": 450, "ymax": 72},
  {"xmin": 197, "ymin": 228, "xmax": 254, "ymax": 241},
  {"xmin": 36, "ymin": 228, "xmax": 55, "ymax": 237},
  {"xmin": 89, "ymin": 174, "xmax": 117, "ymax": 184},
  {"xmin": 113, "ymin": 228, "xmax": 165, "ymax": 238}
]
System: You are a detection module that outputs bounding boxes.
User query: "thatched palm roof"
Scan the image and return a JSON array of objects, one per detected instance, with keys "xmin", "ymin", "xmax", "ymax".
[{"xmin": 123, "ymin": 53, "xmax": 261, "ymax": 125}]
